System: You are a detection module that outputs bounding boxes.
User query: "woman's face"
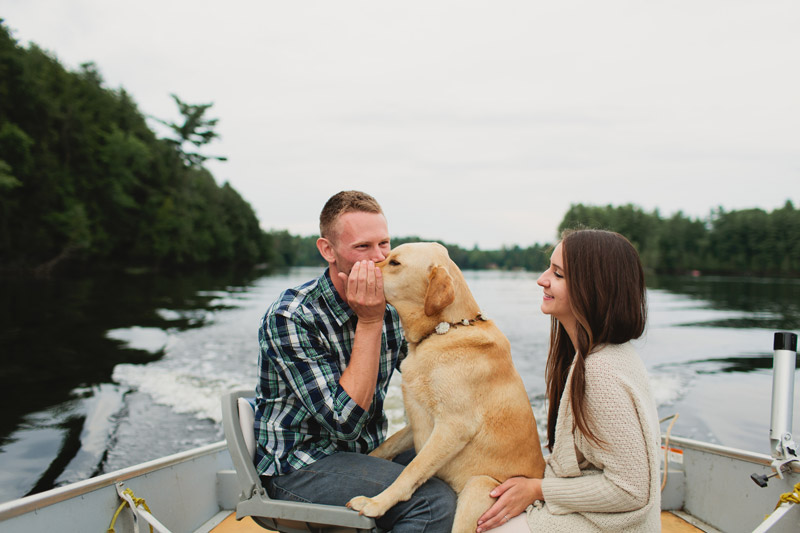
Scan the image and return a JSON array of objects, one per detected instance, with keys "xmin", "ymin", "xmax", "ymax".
[{"xmin": 537, "ymin": 242, "xmax": 575, "ymax": 328}]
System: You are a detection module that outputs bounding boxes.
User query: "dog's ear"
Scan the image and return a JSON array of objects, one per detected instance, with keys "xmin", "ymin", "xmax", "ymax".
[{"xmin": 424, "ymin": 265, "xmax": 455, "ymax": 316}]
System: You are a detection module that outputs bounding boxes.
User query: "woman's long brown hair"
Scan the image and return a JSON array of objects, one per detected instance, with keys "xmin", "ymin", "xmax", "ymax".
[{"xmin": 545, "ymin": 229, "xmax": 647, "ymax": 451}]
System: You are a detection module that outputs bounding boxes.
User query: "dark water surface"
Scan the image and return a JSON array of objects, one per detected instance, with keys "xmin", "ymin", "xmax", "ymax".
[{"xmin": 0, "ymin": 268, "xmax": 798, "ymax": 503}]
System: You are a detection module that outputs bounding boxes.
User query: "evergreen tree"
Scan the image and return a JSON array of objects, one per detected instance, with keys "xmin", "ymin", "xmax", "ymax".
[
  {"xmin": 152, "ymin": 94, "xmax": 227, "ymax": 167},
  {"xmin": 0, "ymin": 21, "xmax": 268, "ymax": 273}
]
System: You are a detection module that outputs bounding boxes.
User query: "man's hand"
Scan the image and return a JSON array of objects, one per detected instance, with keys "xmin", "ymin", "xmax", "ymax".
[
  {"xmin": 339, "ymin": 260, "xmax": 386, "ymax": 324},
  {"xmin": 337, "ymin": 260, "xmax": 386, "ymax": 409}
]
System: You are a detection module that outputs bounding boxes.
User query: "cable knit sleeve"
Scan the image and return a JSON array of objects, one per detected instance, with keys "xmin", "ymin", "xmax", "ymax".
[{"xmin": 541, "ymin": 344, "xmax": 655, "ymax": 515}]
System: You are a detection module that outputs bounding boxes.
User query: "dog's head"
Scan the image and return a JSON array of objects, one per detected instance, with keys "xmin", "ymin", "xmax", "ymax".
[{"xmin": 378, "ymin": 243, "xmax": 480, "ymax": 338}]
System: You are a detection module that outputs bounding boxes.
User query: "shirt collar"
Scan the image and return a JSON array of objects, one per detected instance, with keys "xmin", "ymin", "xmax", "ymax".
[{"xmin": 320, "ymin": 268, "xmax": 355, "ymax": 326}]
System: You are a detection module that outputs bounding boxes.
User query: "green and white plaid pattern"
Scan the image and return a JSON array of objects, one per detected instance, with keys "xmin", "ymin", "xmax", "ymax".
[{"xmin": 254, "ymin": 269, "xmax": 407, "ymax": 476}]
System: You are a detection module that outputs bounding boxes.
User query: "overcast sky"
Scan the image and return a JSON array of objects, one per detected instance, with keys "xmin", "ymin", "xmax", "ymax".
[{"xmin": 3, "ymin": 1, "xmax": 798, "ymax": 249}]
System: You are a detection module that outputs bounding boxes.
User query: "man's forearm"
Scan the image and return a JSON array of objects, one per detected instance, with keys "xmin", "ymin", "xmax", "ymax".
[{"xmin": 339, "ymin": 319, "xmax": 384, "ymax": 409}]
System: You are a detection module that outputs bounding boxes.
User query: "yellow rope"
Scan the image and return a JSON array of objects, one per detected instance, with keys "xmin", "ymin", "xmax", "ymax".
[
  {"xmin": 774, "ymin": 481, "xmax": 800, "ymax": 510},
  {"xmin": 763, "ymin": 481, "xmax": 800, "ymax": 520},
  {"xmin": 107, "ymin": 502, "xmax": 127, "ymax": 533},
  {"xmin": 107, "ymin": 487, "xmax": 155, "ymax": 533},
  {"xmin": 660, "ymin": 413, "xmax": 680, "ymax": 492}
]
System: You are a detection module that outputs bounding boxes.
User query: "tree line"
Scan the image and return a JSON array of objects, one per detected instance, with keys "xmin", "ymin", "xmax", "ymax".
[
  {"xmin": 267, "ymin": 201, "xmax": 799, "ymax": 277},
  {"xmin": 0, "ymin": 21, "xmax": 271, "ymax": 275},
  {"xmin": 264, "ymin": 230, "xmax": 554, "ymax": 272},
  {"xmin": 558, "ymin": 202, "xmax": 799, "ymax": 276}
]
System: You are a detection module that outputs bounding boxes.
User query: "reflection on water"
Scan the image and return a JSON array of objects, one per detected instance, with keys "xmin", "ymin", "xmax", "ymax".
[
  {"xmin": 0, "ymin": 268, "xmax": 798, "ymax": 503},
  {"xmin": 686, "ymin": 355, "xmax": 792, "ymax": 374},
  {"xmin": 0, "ymin": 268, "xmax": 265, "ymax": 502},
  {"xmin": 649, "ymin": 274, "xmax": 800, "ymax": 330},
  {"xmin": 643, "ymin": 274, "xmax": 799, "ymax": 454}
]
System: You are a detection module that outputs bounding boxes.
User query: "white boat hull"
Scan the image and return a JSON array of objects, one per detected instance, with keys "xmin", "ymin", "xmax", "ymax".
[
  {"xmin": 1, "ymin": 436, "xmax": 798, "ymax": 533},
  {"xmin": 662, "ymin": 435, "xmax": 800, "ymax": 533},
  {"xmin": 0, "ymin": 441, "xmax": 240, "ymax": 533}
]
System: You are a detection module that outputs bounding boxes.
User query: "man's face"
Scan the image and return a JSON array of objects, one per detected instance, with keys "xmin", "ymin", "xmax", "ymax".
[{"xmin": 326, "ymin": 211, "xmax": 390, "ymax": 276}]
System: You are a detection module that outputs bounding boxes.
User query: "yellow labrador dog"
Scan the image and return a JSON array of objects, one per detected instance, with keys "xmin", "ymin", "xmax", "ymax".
[{"xmin": 347, "ymin": 242, "xmax": 545, "ymax": 532}]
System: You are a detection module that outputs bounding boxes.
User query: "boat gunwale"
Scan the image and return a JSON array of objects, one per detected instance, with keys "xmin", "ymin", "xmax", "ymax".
[
  {"xmin": 4, "ymin": 436, "xmax": 799, "ymax": 523},
  {"xmin": 0, "ymin": 440, "xmax": 228, "ymax": 521},
  {"xmin": 664, "ymin": 435, "xmax": 800, "ymax": 473}
]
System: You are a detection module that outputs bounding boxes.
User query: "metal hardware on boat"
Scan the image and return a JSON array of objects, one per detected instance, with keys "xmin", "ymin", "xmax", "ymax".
[
  {"xmin": 750, "ymin": 468, "xmax": 792, "ymax": 488},
  {"xmin": 770, "ymin": 331, "xmax": 798, "ymax": 460},
  {"xmin": 752, "ymin": 331, "xmax": 799, "ymax": 487}
]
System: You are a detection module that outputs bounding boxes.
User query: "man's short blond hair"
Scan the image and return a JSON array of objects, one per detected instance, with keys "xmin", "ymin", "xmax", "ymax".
[{"xmin": 319, "ymin": 191, "xmax": 384, "ymax": 241}]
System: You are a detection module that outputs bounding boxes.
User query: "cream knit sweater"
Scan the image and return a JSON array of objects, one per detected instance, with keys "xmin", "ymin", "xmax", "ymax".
[{"xmin": 526, "ymin": 342, "xmax": 661, "ymax": 532}]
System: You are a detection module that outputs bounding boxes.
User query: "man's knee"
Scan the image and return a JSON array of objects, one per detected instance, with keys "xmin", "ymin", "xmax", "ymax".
[{"xmin": 417, "ymin": 476, "xmax": 458, "ymax": 517}]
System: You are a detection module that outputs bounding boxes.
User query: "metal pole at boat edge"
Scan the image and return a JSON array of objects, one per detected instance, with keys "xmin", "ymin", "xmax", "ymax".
[
  {"xmin": 769, "ymin": 331, "xmax": 798, "ymax": 460},
  {"xmin": 751, "ymin": 331, "xmax": 798, "ymax": 487}
]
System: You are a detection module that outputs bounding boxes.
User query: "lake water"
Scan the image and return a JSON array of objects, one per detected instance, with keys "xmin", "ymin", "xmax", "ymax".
[{"xmin": 1, "ymin": 267, "xmax": 799, "ymax": 504}]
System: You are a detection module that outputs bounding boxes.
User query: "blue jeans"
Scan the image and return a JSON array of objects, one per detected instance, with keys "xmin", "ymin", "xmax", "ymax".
[{"xmin": 264, "ymin": 450, "xmax": 457, "ymax": 533}]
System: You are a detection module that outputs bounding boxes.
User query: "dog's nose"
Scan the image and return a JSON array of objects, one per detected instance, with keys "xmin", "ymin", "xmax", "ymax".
[{"xmin": 375, "ymin": 258, "xmax": 388, "ymax": 269}]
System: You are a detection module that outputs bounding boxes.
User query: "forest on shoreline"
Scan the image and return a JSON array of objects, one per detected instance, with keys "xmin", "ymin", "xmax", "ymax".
[
  {"xmin": 0, "ymin": 21, "xmax": 269, "ymax": 275},
  {"xmin": 268, "ymin": 200, "xmax": 799, "ymax": 277},
  {"xmin": 2, "ymin": 20, "xmax": 798, "ymax": 278}
]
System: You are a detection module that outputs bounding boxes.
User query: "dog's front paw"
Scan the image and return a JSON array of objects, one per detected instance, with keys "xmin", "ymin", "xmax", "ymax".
[{"xmin": 346, "ymin": 495, "xmax": 389, "ymax": 518}]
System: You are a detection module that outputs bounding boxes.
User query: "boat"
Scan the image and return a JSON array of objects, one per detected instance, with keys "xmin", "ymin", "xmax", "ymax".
[{"xmin": 0, "ymin": 332, "xmax": 797, "ymax": 533}]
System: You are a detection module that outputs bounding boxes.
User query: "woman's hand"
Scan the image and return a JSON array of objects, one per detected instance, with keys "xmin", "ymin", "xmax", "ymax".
[{"xmin": 476, "ymin": 476, "xmax": 542, "ymax": 532}]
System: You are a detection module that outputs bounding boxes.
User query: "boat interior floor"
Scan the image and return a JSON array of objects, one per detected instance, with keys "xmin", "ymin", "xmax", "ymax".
[
  {"xmin": 208, "ymin": 510, "xmax": 710, "ymax": 533},
  {"xmin": 211, "ymin": 513, "xmax": 265, "ymax": 532}
]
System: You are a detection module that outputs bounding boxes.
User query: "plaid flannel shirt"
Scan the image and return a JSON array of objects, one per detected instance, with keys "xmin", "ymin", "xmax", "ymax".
[{"xmin": 254, "ymin": 268, "xmax": 407, "ymax": 476}]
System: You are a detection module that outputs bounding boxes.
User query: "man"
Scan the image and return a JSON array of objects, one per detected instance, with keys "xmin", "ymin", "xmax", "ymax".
[{"xmin": 254, "ymin": 191, "xmax": 456, "ymax": 533}]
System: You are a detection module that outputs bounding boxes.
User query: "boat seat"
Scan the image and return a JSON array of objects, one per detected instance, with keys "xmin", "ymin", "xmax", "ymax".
[{"xmin": 221, "ymin": 390, "xmax": 382, "ymax": 533}]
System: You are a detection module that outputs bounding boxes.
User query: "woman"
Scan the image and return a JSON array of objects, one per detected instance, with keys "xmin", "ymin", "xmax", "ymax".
[{"xmin": 477, "ymin": 229, "xmax": 661, "ymax": 532}]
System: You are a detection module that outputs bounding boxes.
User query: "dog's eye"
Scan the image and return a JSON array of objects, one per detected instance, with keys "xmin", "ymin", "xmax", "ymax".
[{"xmin": 389, "ymin": 259, "xmax": 401, "ymax": 266}]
